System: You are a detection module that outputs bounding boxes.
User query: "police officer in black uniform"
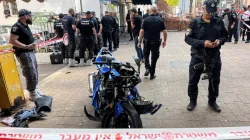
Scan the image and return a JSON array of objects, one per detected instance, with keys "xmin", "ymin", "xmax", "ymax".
[
  {"xmin": 9, "ymin": 9, "xmax": 43, "ymax": 101},
  {"xmin": 76, "ymin": 11, "xmax": 97, "ymax": 66},
  {"xmin": 138, "ymin": 6, "xmax": 168, "ymax": 80},
  {"xmin": 185, "ymin": 0, "xmax": 228, "ymax": 112},
  {"xmin": 91, "ymin": 11, "xmax": 102, "ymax": 55},
  {"xmin": 100, "ymin": 11, "xmax": 114, "ymax": 52},
  {"xmin": 54, "ymin": 13, "xmax": 67, "ymax": 62},
  {"xmin": 227, "ymin": 4, "xmax": 238, "ymax": 44}
]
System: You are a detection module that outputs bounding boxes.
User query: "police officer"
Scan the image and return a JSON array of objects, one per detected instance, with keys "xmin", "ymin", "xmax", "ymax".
[
  {"xmin": 227, "ymin": 4, "xmax": 238, "ymax": 44},
  {"xmin": 62, "ymin": 8, "xmax": 77, "ymax": 67},
  {"xmin": 91, "ymin": 11, "xmax": 102, "ymax": 55},
  {"xmin": 185, "ymin": 0, "xmax": 228, "ymax": 112},
  {"xmin": 111, "ymin": 12, "xmax": 119, "ymax": 51},
  {"xmin": 9, "ymin": 9, "xmax": 43, "ymax": 101},
  {"xmin": 76, "ymin": 11, "xmax": 97, "ymax": 66},
  {"xmin": 54, "ymin": 13, "xmax": 67, "ymax": 63},
  {"xmin": 100, "ymin": 11, "xmax": 114, "ymax": 52},
  {"xmin": 138, "ymin": 6, "xmax": 167, "ymax": 80}
]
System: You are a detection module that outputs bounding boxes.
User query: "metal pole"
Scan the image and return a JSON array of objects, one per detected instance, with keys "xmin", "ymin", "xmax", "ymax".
[
  {"xmin": 238, "ymin": 0, "xmax": 243, "ymax": 38},
  {"xmin": 80, "ymin": 0, "xmax": 83, "ymax": 13}
]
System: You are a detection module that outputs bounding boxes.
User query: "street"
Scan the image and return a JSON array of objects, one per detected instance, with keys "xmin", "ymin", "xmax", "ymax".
[{"xmin": 2, "ymin": 32, "xmax": 250, "ymax": 128}]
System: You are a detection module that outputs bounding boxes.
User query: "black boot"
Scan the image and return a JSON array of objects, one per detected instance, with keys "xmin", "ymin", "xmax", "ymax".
[
  {"xmin": 242, "ymin": 38, "xmax": 245, "ymax": 41},
  {"xmin": 144, "ymin": 69, "xmax": 150, "ymax": 76},
  {"xmin": 150, "ymin": 74, "xmax": 156, "ymax": 80},
  {"xmin": 234, "ymin": 41, "xmax": 238, "ymax": 44},
  {"xmin": 246, "ymin": 40, "xmax": 250, "ymax": 43},
  {"xmin": 187, "ymin": 99, "xmax": 197, "ymax": 111},
  {"xmin": 208, "ymin": 101, "xmax": 221, "ymax": 112}
]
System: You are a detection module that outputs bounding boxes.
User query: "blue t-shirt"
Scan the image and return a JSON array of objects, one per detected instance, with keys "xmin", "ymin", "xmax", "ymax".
[{"xmin": 62, "ymin": 15, "xmax": 75, "ymax": 35}]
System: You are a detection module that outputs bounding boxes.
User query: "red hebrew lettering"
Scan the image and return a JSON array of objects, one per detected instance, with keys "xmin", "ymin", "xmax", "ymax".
[
  {"xmin": 13, "ymin": 134, "xmax": 22, "ymax": 138},
  {"xmin": 0, "ymin": 133, "xmax": 7, "ymax": 137},
  {"xmin": 236, "ymin": 132, "xmax": 245, "ymax": 136},
  {"xmin": 22, "ymin": 134, "xmax": 30, "ymax": 138},
  {"xmin": 147, "ymin": 134, "xmax": 158, "ymax": 139},
  {"xmin": 207, "ymin": 133, "xmax": 217, "ymax": 138},
  {"xmin": 189, "ymin": 133, "xmax": 197, "ymax": 138},
  {"xmin": 103, "ymin": 134, "xmax": 111, "ymax": 139},
  {"xmin": 65, "ymin": 134, "xmax": 72, "ymax": 140},
  {"xmin": 73, "ymin": 134, "xmax": 81, "ymax": 140},
  {"xmin": 126, "ymin": 132, "xmax": 133, "ymax": 139},
  {"xmin": 133, "ymin": 134, "xmax": 141, "ymax": 139},
  {"xmin": 60, "ymin": 134, "xmax": 65, "ymax": 140},
  {"xmin": 33, "ymin": 134, "xmax": 42, "ymax": 139},
  {"xmin": 183, "ymin": 133, "xmax": 190, "ymax": 138},
  {"xmin": 161, "ymin": 132, "xmax": 175, "ymax": 140},
  {"xmin": 82, "ymin": 134, "xmax": 91, "ymax": 140},
  {"xmin": 174, "ymin": 133, "xmax": 184, "ymax": 138},
  {"xmin": 244, "ymin": 131, "xmax": 250, "ymax": 136},
  {"xmin": 197, "ymin": 133, "xmax": 207, "ymax": 138},
  {"xmin": 230, "ymin": 132, "xmax": 238, "ymax": 136},
  {"xmin": 8, "ymin": 134, "xmax": 14, "ymax": 137},
  {"xmin": 141, "ymin": 134, "xmax": 148, "ymax": 139}
]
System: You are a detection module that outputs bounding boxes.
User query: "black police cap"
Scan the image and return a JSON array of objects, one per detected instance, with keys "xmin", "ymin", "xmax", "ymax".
[
  {"xmin": 203, "ymin": 0, "xmax": 218, "ymax": 14},
  {"xmin": 18, "ymin": 9, "xmax": 31, "ymax": 17}
]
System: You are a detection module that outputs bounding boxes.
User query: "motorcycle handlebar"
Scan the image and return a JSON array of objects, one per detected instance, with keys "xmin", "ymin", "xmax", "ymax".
[{"xmin": 93, "ymin": 62, "xmax": 120, "ymax": 65}]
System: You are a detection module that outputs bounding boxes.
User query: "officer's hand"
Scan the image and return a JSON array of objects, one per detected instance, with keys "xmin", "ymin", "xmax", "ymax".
[
  {"xmin": 231, "ymin": 25, "xmax": 234, "ymax": 29},
  {"xmin": 204, "ymin": 40, "xmax": 214, "ymax": 48},
  {"xmin": 162, "ymin": 41, "xmax": 166, "ymax": 48},
  {"xmin": 138, "ymin": 42, "xmax": 141, "ymax": 48},
  {"xmin": 214, "ymin": 39, "xmax": 220, "ymax": 47},
  {"xmin": 98, "ymin": 33, "xmax": 101, "ymax": 36},
  {"xmin": 28, "ymin": 44, "xmax": 36, "ymax": 50}
]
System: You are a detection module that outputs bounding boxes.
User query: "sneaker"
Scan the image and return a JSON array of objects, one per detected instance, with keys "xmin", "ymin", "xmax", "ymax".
[
  {"xmin": 35, "ymin": 88, "xmax": 43, "ymax": 96},
  {"xmin": 68, "ymin": 59, "xmax": 78, "ymax": 67},
  {"xmin": 29, "ymin": 90, "xmax": 42, "ymax": 101},
  {"xmin": 234, "ymin": 41, "xmax": 238, "ymax": 44},
  {"xmin": 79, "ymin": 58, "xmax": 87, "ymax": 67},
  {"xmin": 63, "ymin": 59, "xmax": 69, "ymax": 65},
  {"xmin": 86, "ymin": 59, "xmax": 93, "ymax": 66}
]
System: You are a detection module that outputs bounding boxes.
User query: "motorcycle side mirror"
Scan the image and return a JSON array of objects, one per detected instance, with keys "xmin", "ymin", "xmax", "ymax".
[{"xmin": 133, "ymin": 56, "xmax": 141, "ymax": 67}]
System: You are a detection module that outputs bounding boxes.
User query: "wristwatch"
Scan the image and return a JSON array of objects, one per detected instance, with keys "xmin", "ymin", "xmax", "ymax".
[{"xmin": 26, "ymin": 45, "xmax": 29, "ymax": 49}]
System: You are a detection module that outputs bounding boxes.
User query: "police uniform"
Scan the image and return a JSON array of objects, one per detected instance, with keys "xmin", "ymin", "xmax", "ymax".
[
  {"xmin": 10, "ymin": 9, "xmax": 43, "ymax": 101},
  {"xmin": 141, "ymin": 14, "xmax": 166, "ymax": 79},
  {"xmin": 101, "ymin": 15, "xmax": 114, "ymax": 51},
  {"xmin": 91, "ymin": 15, "xmax": 101, "ymax": 55},
  {"xmin": 228, "ymin": 9, "xmax": 238, "ymax": 43},
  {"xmin": 54, "ymin": 17, "xmax": 68, "ymax": 59},
  {"xmin": 76, "ymin": 16, "xmax": 95, "ymax": 65},
  {"xmin": 185, "ymin": 0, "xmax": 228, "ymax": 112}
]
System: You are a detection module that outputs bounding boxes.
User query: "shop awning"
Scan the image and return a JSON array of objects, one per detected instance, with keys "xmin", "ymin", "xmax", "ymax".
[{"xmin": 132, "ymin": 0, "xmax": 152, "ymax": 5}]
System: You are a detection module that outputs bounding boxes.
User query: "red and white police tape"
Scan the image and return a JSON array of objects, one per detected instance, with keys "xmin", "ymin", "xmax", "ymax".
[{"xmin": 0, "ymin": 127, "xmax": 250, "ymax": 140}]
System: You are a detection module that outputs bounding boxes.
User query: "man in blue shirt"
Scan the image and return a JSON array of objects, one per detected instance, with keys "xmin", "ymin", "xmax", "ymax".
[{"xmin": 62, "ymin": 8, "xmax": 77, "ymax": 67}]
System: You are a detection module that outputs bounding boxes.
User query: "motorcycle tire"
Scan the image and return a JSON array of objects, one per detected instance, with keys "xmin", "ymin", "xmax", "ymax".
[{"xmin": 101, "ymin": 102, "xmax": 142, "ymax": 128}]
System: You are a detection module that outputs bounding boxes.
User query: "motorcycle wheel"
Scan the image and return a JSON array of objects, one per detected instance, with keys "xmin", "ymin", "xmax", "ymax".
[{"xmin": 101, "ymin": 102, "xmax": 142, "ymax": 128}]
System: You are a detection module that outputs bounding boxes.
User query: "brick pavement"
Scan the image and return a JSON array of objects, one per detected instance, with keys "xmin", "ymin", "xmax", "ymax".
[{"xmin": 2, "ymin": 32, "xmax": 250, "ymax": 128}]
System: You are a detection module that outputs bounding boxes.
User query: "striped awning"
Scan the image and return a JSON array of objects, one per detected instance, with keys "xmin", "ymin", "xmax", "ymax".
[{"xmin": 132, "ymin": 0, "xmax": 152, "ymax": 5}]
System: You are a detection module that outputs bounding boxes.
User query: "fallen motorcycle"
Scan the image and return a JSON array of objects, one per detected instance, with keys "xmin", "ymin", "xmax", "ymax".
[{"xmin": 84, "ymin": 47, "xmax": 162, "ymax": 128}]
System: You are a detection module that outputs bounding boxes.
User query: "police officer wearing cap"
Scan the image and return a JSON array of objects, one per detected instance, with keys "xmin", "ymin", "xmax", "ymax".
[
  {"xmin": 185, "ymin": 0, "xmax": 228, "ymax": 112},
  {"xmin": 76, "ymin": 11, "xmax": 98, "ymax": 66},
  {"xmin": 227, "ymin": 4, "xmax": 239, "ymax": 44},
  {"xmin": 9, "ymin": 9, "xmax": 44, "ymax": 101},
  {"xmin": 138, "ymin": 6, "xmax": 168, "ymax": 80}
]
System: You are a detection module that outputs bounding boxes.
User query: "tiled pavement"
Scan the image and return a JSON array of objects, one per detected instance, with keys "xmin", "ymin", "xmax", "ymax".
[{"xmin": 1, "ymin": 32, "xmax": 250, "ymax": 128}]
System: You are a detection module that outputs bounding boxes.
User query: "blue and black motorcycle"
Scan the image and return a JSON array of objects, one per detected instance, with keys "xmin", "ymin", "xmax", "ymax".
[{"xmin": 84, "ymin": 48, "xmax": 162, "ymax": 128}]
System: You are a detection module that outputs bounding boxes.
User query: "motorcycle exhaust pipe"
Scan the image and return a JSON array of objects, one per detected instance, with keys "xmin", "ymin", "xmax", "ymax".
[{"xmin": 88, "ymin": 72, "xmax": 96, "ymax": 94}]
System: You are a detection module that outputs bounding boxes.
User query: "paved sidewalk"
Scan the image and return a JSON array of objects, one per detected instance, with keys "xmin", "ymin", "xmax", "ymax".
[{"xmin": 2, "ymin": 32, "xmax": 250, "ymax": 128}]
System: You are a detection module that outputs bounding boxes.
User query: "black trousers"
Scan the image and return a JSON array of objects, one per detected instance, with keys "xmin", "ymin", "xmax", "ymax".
[
  {"xmin": 79, "ymin": 38, "xmax": 94, "ymax": 59},
  {"xmin": 60, "ymin": 42, "xmax": 68, "ymax": 59},
  {"xmin": 127, "ymin": 22, "xmax": 133, "ymax": 39},
  {"xmin": 112, "ymin": 29, "xmax": 119, "ymax": 49},
  {"xmin": 188, "ymin": 52, "xmax": 221, "ymax": 101},
  {"xmin": 245, "ymin": 21, "xmax": 250, "ymax": 41},
  {"xmin": 94, "ymin": 36, "xmax": 102, "ymax": 55},
  {"xmin": 68, "ymin": 34, "xmax": 76, "ymax": 59},
  {"xmin": 228, "ymin": 25, "xmax": 239, "ymax": 42},
  {"xmin": 143, "ymin": 40, "xmax": 161, "ymax": 75},
  {"xmin": 241, "ymin": 24, "xmax": 247, "ymax": 40},
  {"xmin": 102, "ymin": 31, "xmax": 112, "ymax": 51}
]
